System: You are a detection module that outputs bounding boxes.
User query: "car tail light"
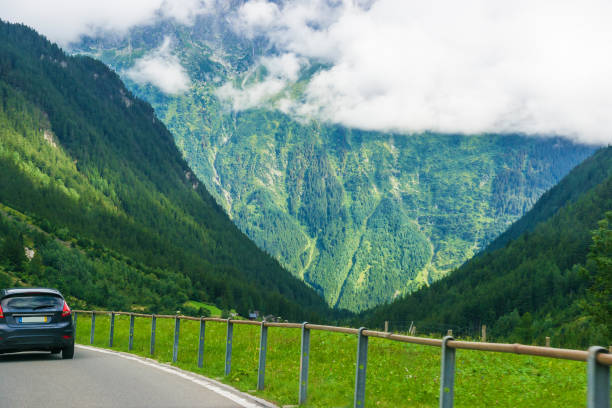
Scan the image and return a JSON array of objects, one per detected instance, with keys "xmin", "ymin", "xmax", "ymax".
[
  {"xmin": 62, "ymin": 335, "xmax": 72, "ymax": 339},
  {"xmin": 0, "ymin": 304, "xmax": 3, "ymax": 318},
  {"xmin": 61, "ymin": 301, "xmax": 71, "ymax": 317}
]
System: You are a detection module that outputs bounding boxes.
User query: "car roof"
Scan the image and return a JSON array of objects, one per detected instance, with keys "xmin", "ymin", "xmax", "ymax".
[{"xmin": 0, "ymin": 287, "xmax": 63, "ymax": 299}]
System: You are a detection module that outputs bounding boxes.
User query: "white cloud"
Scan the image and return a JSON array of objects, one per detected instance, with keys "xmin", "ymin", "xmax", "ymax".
[
  {"xmin": 263, "ymin": 53, "xmax": 304, "ymax": 81},
  {"xmin": 0, "ymin": 0, "xmax": 214, "ymax": 46},
  {"xmin": 125, "ymin": 37, "xmax": 191, "ymax": 94},
  {"xmin": 225, "ymin": 0, "xmax": 612, "ymax": 145},
  {"xmin": 216, "ymin": 53, "xmax": 306, "ymax": 109},
  {"xmin": 159, "ymin": 0, "xmax": 215, "ymax": 25},
  {"xmin": 3, "ymin": 0, "xmax": 612, "ymax": 144},
  {"xmin": 217, "ymin": 78, "xmax": 285, "ymax": 110},
  {"xmin": 232, "ymin": 0, "xmax": 280, "ymax": 38}
]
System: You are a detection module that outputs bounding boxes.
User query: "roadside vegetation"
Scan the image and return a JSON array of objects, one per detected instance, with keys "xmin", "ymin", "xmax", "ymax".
[
  {"xmin": 75, "ymin": 314, "xmax": 590, "ymax": 407},
  {"xmin": 182, "ymin": 300, "xmax": 222, "ymax": 317}
]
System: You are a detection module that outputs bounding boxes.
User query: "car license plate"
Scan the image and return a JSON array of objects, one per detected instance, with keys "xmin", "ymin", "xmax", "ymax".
[{"xmin": 19, "ymin": 316, "xmax": 48, "ymax": 323}]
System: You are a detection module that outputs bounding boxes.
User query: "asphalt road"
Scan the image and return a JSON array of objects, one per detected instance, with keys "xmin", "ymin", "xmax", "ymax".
[{"xmin": 0, "ymin": 345, "xmax": 272, "ymax": 408}]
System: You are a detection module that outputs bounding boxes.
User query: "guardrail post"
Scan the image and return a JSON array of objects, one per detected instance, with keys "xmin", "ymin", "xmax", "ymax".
[
  {"xmin": 173, "ymin": 316, "xmax": 180, "ymax": 363},
  {"xmin": 150, "ymin": 315, "xmax": 156, "ymax": 355},
  {"xmin": 257, "ymin": 321, "xmax": 268, "ymax": 390},
  {"xmin": 439, "ymin": 336, "xmax": 456, "ymax": 408},
  {"xmin": 587, "ymin": 346, "xmax": 610, "ymax": 408},
  {"xmin": 90, "ymin": 313, "xmax": 96, "ymax": 344},
  {"xmin": 299, "ymin": 322, "xmax": 310, "ymax": 405},
  {"xmin": 109, "ymin": 312, "xmax": 115, "ymax": 347},
  {"xmin": 354, "ymin": 327, "xmax": 368, "ymax": 408},
  {"xmin": 198, "ymin": 318, "xmax": 206, "ymax": 368},
  {"xmin": 128, "ymin": 314, "xmax": 135, "ymax": 351},
  {"xmin": 225, "ymin": 318, "xmax": 233, "ymax": 376}
]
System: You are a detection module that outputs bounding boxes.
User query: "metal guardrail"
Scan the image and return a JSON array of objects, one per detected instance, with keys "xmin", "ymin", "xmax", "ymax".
[{"xmin": 73, "ymin": 310, "xmax": 611, "ymax": 408}]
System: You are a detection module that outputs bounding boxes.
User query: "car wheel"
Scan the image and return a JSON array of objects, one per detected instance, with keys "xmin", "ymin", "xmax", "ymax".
[
  {"xmin": 62, "ymin": 344, "xmax": 75, "ymax": 359},
  {"xmin": 51, "ymin": 348, "xmax": 61, "ymax": 354}
]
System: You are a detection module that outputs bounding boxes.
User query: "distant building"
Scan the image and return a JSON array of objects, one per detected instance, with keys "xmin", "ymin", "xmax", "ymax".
[{"xmin": 248, "ymin": 310, "xmax": 260, "ymax": 320}]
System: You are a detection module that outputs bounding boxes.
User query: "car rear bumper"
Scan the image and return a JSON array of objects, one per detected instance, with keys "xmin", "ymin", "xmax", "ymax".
[{"xmin": 0, "ymin": 321, "xmax": 74, "ymax": 353}]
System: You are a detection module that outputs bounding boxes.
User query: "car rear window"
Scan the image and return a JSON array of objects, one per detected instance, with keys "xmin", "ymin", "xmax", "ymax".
[{"xmin": 1, "ymin": 295, "xmax": 63, "ymax": 311}]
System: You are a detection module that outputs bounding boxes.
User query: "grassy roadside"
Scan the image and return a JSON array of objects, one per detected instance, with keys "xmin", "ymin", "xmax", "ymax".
[
  {"xmin": 75, "ymin": 313, "xmax": 592, "ymax": 407},
  {"xmin": 183, "ymin": 300, "xmax": 227, "ymax": 317}
]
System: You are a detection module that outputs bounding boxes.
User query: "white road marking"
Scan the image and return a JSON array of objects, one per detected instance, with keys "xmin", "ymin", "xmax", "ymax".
[{"xmin": 76, "ymin": 345, "xmax": 271, "ymax": 408}]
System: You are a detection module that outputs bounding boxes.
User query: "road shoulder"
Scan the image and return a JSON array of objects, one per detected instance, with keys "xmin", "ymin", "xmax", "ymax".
[{"xmin": 76, "ymin": 344, "xmax": 278, "ymax": 408}]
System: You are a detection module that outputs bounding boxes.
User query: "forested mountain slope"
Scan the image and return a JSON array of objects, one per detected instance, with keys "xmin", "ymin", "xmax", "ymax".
[
  {"xmin": 486, "ymin": 148, "xmax": 612, "ymax": 251},
  {"xmin": 74, "ymin": 17, "xmax": 595, "ymax": 312},
  {"xmin": 362, "ymin": 146, "xmax": 612, "ymax": 346},
  {"xmin": 0, "ymin": 21, "xmax": 331, "ymax": 321}
]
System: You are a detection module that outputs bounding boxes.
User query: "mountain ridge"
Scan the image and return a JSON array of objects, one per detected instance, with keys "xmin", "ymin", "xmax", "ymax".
[
  {"xmin": 0, "ymin": 20, "xmax": 332, "ymax": 320},
  {"xmin": 72, "ymin": 17, "xmax": 595, "ymax": 312},
  {"xmin": 486, "ymin": 147, "xmax": 612, "ymax": 252},
  {"xmin": 361, "ymin": 146, "xmax": 612, "ymax": 346}
]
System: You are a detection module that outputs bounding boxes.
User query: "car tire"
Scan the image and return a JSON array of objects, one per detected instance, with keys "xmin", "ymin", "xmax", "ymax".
[
  {"xmin": 51, "ymin": 348, "xmax": 61, "ymax": 354},
  {"xmin": 62, "ymin": 344, "xmax": 75, "ymax": 359}
]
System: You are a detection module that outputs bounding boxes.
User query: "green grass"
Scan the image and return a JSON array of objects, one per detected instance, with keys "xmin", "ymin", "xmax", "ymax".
[
  {"xmin": 75, "ymin": 312, "xmax": 595, "ymax": 407},
  {"xmin": 183, "ymin": 300, "xmax": 223, "ymax": 317}
]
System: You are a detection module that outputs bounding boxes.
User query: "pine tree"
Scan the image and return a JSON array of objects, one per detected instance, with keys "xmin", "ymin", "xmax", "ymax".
[
  {"xmin": 582, "ymin": 212, "xmax": 612, "ymax": 338},
  {"xmin": 2, "ymin": 231, "xmax": 26, "ymax": 272}
]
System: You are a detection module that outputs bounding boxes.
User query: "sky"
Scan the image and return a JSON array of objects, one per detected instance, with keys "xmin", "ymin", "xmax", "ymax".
[{"xmin": 3, "ymin": 0, "xmax": 612, "ymax": 145}]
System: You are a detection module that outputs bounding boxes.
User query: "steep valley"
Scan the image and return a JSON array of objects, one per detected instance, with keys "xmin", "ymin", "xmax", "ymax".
[
  {"xmin": 363, "ymin": 146, "xmax": 612, "ymax": 347},
  {"xmin": 0, "ymin": 21, "xmax": 330, "ymax": 320},
  {"xmin": 74, "ymin": 19, "xmax": 595, "ymax": 311}
]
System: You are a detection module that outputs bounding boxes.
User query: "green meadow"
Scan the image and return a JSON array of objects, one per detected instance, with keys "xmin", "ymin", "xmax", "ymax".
[
  {"xmin": 74, "ymin": 312, "xmax": 593, "ymax": 407},
  {"xmin": 183, "ymin": 300, "xmax": 225, "ymax": 317}
]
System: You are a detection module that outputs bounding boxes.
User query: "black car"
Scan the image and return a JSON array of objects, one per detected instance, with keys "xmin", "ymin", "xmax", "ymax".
[{"xmin": 0, "ymin": 288, "xmax": 74, "ymax": 359}]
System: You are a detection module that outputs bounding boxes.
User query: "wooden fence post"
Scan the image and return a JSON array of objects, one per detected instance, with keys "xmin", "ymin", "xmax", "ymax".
[
  {"xmin": 546, "ymin": 337, "xmax": 551, "ymax": 347},
  {"xmin": 481, "ymin": 325, "xmax": 486, "ymax": 342},
  {"xmin": 384, "ymin": 321, "xmax": 389, "ymax": 333}
]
